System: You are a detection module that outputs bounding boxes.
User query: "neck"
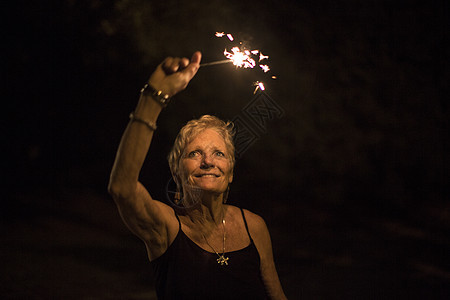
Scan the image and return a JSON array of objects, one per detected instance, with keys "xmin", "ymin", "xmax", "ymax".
[{"xmin": 184, "ymin": 191, "xmax": 226, "ymax": 226}]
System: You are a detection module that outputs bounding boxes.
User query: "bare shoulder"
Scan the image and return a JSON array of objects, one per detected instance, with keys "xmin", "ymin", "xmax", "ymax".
[
  {"xmin": 239, "ymin": 208, "xmax": 271, "ymax": 248},
  {"xmin": 225, "ymin": 206, "xmax": 266, "ymax": 228},
  {"xmin": 241, "ymin": 208, "xmax": 268, "ymax": 233}
]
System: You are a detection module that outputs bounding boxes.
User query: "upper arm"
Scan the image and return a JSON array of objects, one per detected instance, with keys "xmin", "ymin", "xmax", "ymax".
[
  {"xmin": 111, "ymin": 181, "xmax": 177, "ymax": 259},
  {"xmin": 244, "ymin": 210, "xmax": 287, "ymax": 300}
]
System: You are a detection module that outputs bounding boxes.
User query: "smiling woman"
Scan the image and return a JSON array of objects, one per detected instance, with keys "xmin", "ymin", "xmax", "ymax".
[
  {"xmin": 168, "ymin": 117, "xmax": 235, "ymax": 207},
  {"xmin": 181, "ymin": 128, "xmax": 233, "ymax": 196},
  {"xmin": 108, "ymin": 52, "xmax": 287, "ymax": 299}
]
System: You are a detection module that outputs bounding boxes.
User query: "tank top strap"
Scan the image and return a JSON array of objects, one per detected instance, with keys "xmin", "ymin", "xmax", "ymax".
[
  {"xmin": 240, "ymin": 208, "xmax": 254, "ymax": 243},
  {"xmin": 174, "ymin": 210, "xmax": 181, "ymax": 231}
]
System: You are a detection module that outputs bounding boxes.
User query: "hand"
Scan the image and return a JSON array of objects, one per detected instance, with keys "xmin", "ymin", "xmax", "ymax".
[{"xmin": 148, "ymin": 51, "xmax": 202, "ymax": 97}]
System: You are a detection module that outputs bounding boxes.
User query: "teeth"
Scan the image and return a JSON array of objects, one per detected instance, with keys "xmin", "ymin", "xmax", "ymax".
[{"xmin": 199, "ymin": 174, "xmax": 216, "ymax": 177}]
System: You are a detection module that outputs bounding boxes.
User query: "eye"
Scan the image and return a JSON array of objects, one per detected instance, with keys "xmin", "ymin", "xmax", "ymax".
[
  {"xmin": 215, "ymin": 151, "xmax": 225, "ymax": 157},
  {"xmin": 187, "ymin": 150, "xmax": 201, "ymax": 157}
]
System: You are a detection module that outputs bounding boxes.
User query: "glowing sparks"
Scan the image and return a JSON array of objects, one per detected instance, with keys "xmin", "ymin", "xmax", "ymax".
[
  {"xmin": 259, "ymin": 52, "xmax": 269, "ymax": 61},
  {"xmin": 253, "ymin": 81, "xmax": 266, "ymax": 94},
  {"xmin": 205, "ymin": 32, "xmax": 277, "ymax": 92},
  {"xmin": 260, "ymin": 65, "xmax": 270, "ymax": 72},
  {"xmin": 216, "ymin": 32, "xmax": 235, "ymax": 41},
  {"xmin": 224, "ymin": 47, "xmax": 256, "ymax": 68},
  {"xmin": 213, "ymin": 32, "xmax": 272, "ymax": 72}
]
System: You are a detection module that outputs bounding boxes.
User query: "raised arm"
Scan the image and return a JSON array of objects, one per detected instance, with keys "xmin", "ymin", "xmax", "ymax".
[{"xmin": 108, "ymin": 52, "xmax": 201, "ymax": 259}]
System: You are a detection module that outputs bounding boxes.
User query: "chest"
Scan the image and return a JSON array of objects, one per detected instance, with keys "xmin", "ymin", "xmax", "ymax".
[
  {"xmin": 181, "ymin": 217, "xmax": 252, "ymax": 253},
  {"xmin": 151, "ymin": 232, "xmax": 267, "ymax": 300}
]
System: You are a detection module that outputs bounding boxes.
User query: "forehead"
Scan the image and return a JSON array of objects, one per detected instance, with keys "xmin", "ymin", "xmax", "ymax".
[{"xmin": 186, "ymin": 128, "xmax": 226, "ymax": 150}]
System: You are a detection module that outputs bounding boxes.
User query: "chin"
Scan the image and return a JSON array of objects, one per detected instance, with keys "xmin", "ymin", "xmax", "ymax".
[{"xmin": 187, "ymin": 183, "xmax": 226, "ymax": 195}]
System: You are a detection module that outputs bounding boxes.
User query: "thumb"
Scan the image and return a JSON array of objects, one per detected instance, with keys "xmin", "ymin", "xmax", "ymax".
[
  {"xmin": 190, "ymin": 51, "xmax": 202, "ymax": 65},
  {"xmin": 182, "ymin": 51, "xmax": 202, "ymax": 79}
]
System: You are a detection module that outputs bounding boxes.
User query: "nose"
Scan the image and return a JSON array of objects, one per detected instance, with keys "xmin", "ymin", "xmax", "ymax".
[{"xmin": 200, "ymin": 153, "xmax": 214, "ymax": 169}]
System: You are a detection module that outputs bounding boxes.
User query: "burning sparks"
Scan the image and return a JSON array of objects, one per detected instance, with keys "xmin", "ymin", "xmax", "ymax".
[
  {"xmin": 253, "ymin": 81, "xmax": 266, "ymax": 94},
  {"xmin": 215, "ymin": 32, "xmax": 234, "ymax": 41},
  {"xmin": 224, "ymin": 47, "xmax": 256, "ymax": 68},
  {"xmin": 260, "ymin": 64, "xmax": 270, "ymax": 72},
  {"xmin": 203, "ymin": 32, "xmax": 277, "ymax": 94},
  {"xmin": 213, "ymin": 31, "xmax": 271, "ymax": 72},
  {"xmin": 259, "ymin": 52, "xmax": 269, "ymax": 61}
]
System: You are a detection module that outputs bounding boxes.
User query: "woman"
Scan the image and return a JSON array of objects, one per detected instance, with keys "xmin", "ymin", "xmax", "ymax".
[{"xmin": 108, "ymin": 51, "xmax": 287, "ymax": 299}]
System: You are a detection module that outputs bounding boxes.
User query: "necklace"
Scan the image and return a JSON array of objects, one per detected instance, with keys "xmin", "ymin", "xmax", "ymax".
[{"xmin": 202, "ymin": 218, "xmax": 229, "ymax": 266}]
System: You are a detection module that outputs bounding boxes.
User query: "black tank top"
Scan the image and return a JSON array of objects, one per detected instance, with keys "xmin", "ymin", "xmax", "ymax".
[{"xmin": 150, "ymin": 207, "xmax": 268, "ymax": 300}]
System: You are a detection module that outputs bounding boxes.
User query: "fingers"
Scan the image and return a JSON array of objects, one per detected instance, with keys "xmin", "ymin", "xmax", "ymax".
[
  {"xmin": 149, "ymin": 52, "xmax": 202, "ymax": 96},
  {"xmin": 162, "ymin": 57, "xmax": 184, "ymax": 74},
  {"xmin": 162, "ymin": 52, "xmax": 202, "ymax": 74}
]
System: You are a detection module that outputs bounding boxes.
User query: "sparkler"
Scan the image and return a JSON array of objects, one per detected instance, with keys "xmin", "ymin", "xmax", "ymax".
[
  {"xmin": 200, "ymin": 32, "xmax": 270, "ymax": 72},
  {"xmin": 200, "ymin": 32, "xmax": 276, "ymax": 93},
  {"xmin": 199, "ymin": 59, "xmax": 233, "ymax": 67}
]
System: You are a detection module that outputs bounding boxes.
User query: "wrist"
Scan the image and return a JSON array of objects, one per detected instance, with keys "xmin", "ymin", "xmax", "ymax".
[{"xmin": 140, "ymin": 83, "xmax": 171, "ymax": 107}]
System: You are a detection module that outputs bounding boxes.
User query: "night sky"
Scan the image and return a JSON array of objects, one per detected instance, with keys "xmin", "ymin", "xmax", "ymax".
[{"xmin": 3, "ymin": 0, "xmax": 449, "ymax": 299}]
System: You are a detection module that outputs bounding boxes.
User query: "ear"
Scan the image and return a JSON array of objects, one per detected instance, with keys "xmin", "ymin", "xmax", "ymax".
[{"xmin": 228, "ymin": 170, "xmax": 233, "ymax": 184}]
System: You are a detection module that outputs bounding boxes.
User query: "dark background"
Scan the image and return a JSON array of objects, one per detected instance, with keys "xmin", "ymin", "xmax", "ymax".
[{"xmin": 3, "ymin": 0, "xmax": 449, "ymax": 299}]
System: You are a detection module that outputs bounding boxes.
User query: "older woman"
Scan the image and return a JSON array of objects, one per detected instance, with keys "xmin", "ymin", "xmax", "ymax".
[{"xmin": 108, "ymin": 51, "xmax": 286, "ymax": 299}]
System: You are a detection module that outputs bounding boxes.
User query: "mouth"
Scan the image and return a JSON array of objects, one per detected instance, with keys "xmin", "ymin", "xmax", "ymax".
[{"xmin": 194, "ymin": 173, "xmax": 220, "ymax": 178}]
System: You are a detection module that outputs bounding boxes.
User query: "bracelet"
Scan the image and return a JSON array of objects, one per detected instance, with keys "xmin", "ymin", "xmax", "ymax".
[
  {"xmin": 140, "ymin": 83, "xmax": 171, "ymax": 107},
  {"xmin": 129, "ymin": 112, "xmax": 157, "ymax": 131}
]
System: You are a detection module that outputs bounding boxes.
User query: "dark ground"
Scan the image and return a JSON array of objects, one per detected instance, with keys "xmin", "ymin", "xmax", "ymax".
[{"xmin": 2, "ymin": 0, "xmax": 449, "ymax": 299}]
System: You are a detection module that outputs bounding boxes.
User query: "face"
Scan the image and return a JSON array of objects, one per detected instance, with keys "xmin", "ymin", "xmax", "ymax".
[{"xmin": 180, "ymin": 128, "xmax": 233, "ymax": 195}]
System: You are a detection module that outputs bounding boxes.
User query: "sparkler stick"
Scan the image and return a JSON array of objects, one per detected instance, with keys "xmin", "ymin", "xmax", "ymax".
[{"xmin": 200, "ymin": 59, "xmax": 233, "ymax": 67}]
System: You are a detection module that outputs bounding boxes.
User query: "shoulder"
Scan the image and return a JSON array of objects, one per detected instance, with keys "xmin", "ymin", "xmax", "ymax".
[
  {"xmin": 241, "ymin": 208, "xmax": 268, "ymax": 232},
  {"xmin": 225, "ymin": 205, "xmax": 267, "ymax": 228},
  {"xmin": 237, "ymin": 208, "xmax": 271, "ymax": 248},
  {"xmin": 225, "ymin": 205, "xmax": 270, "ymax": 245}
]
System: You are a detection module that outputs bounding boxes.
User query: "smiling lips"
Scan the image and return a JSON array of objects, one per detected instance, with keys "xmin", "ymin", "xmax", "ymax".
[{"xmin": 195, "ymin": 173, "xmax": 220, "ymax": 178}]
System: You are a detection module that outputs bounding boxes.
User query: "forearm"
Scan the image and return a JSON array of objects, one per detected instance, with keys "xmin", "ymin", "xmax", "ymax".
[
  {"xmin": 108, "ymin": 93, "xmax": 163, "ymax": 198},
  {"xmin": 108, "ymin": 52, "xmax": 201, "ymax": 198}
]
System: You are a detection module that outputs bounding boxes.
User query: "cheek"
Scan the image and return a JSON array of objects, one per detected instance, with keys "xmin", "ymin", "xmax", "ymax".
[
  {"xmin": 179, "ymin": 161, "xmax": 196, "ymax": 181},
  {"xmin": 222, "ymin": 162, "xmax": 233, "ymax": 178}
]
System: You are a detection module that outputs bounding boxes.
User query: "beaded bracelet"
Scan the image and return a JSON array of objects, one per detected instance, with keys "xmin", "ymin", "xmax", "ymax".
[
  {"xmin": 129, "ymin": 112, "xmax": 157, "ymax": 131},
  {"xmin": 140, "ymin": 83, "xmax": 171, "ymax": 107}
]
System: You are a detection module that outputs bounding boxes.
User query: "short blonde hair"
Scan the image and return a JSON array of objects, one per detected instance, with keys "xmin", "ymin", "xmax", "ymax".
[{"xmin": 168, "ymin": 115, "xmax": 235, "ymax": 189}]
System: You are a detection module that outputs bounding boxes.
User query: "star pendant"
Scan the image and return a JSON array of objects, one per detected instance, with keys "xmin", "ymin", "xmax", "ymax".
[{"xmin": 217, "ymin": 255, "xmax": 229, "ymax": 266}]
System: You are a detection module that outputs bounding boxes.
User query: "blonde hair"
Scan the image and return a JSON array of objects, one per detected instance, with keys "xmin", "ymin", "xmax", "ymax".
[{"xmin": 168, "ymin": 115, "xmax": 235, "ymax": 190}]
